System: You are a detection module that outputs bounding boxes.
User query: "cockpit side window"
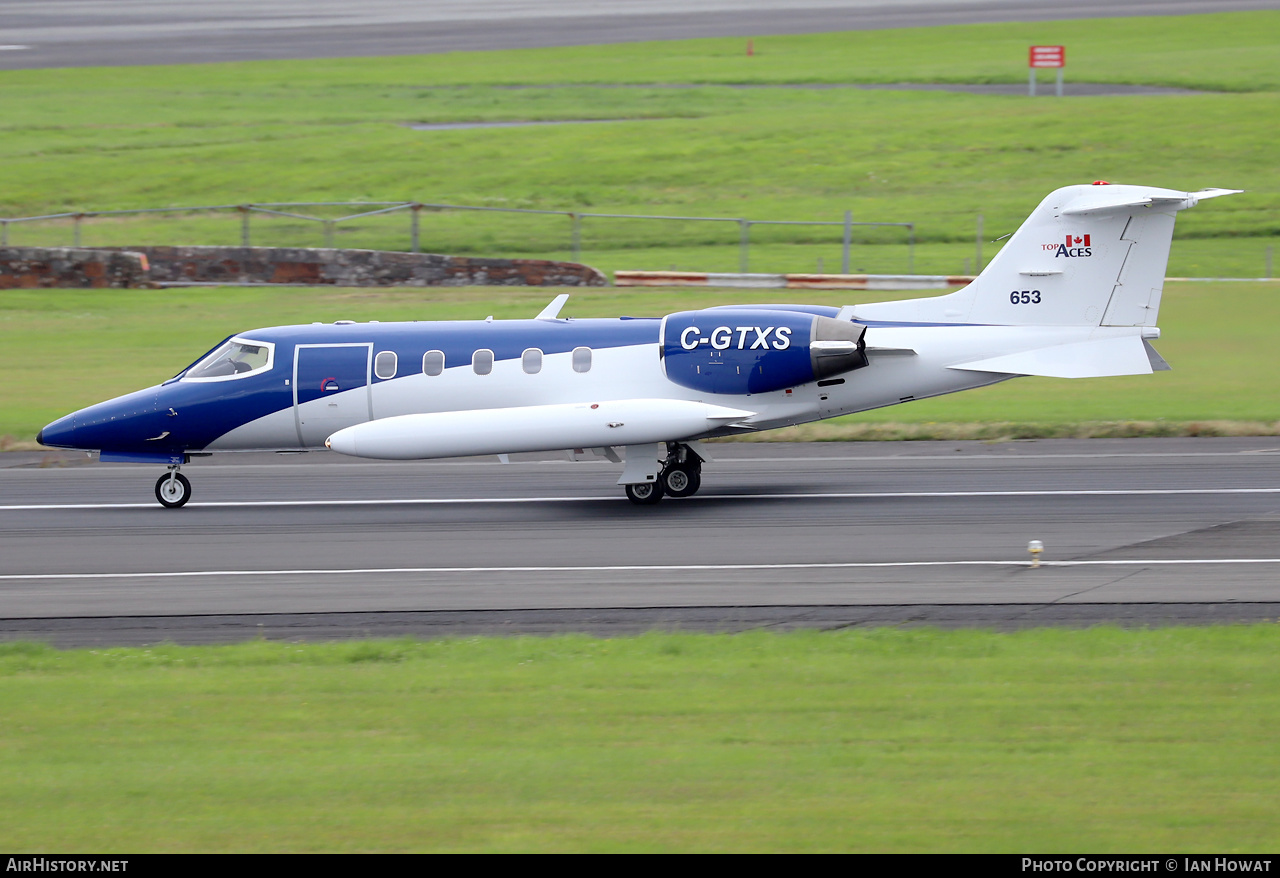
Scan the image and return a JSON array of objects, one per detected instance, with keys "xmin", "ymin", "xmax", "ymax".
[{"xmin": 184, "ymin": 338, "xmax": 275, "ymax": 381}]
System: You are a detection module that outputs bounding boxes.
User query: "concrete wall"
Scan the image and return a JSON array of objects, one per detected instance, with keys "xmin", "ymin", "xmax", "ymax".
[{"xmin": 0, "ymin": 246, "xmax": 606, "ymax": 288}]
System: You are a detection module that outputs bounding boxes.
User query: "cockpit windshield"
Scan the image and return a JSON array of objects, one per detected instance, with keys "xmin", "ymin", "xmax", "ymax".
[{"xmin": 184, "ymin": 338, "xmax": 275, "ymax": 381}]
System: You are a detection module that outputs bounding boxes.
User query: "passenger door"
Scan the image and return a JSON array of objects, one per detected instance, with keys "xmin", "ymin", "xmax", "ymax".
[{"xmin": 293, "ymin": 344, "xmax": 373, "ymax": 447}]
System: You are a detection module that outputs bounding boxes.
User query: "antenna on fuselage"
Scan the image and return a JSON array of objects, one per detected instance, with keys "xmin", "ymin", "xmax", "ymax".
[{"xmin": 536, "ymin": 293, "xmax": 570, "ymax": 321}]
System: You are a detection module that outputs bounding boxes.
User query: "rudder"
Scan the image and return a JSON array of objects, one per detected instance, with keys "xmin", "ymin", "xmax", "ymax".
[{"xmin": 852, "ymin": 183, "xmax": 1239, "ymax": 327}]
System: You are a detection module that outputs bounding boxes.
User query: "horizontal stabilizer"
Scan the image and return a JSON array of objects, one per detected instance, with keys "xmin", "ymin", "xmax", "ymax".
[
  {"xmin": 1061, "ymin": 187, "xmax": 1243, "ymax": 216},
  {"xmin": 1144, "ymin": 339, "xmax": 1172, "ymax": 372},
  {"xmin": 1187, "ymin": 187, "xmax": 1245, "ymax": 201},
  {"xmin": 949, "ymin": 335, "xmax": 1155, "ymax": 379}
]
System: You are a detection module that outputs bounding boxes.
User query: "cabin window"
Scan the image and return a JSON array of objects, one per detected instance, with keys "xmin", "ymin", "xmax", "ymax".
[
  {"xmin": 184, "ymin": 338, "xmax": 275, "ymax": 382},
  {"xmin": 473, "ymin": 349, "xmax": 494, "ymax": 376},
  {"xmin": 522, "ymin": 348, "xmax": 543, "ymax": 374},
  {"xmin": 422, "ymin": 350, "xmax": 444, "ymax": 376},
  {"xmin": 374, "ymin": 351, "xmax": 397, "ymax": 380},
  {"xmin": 572, "ymin": 346, "xmax": 592, "ymax": 373}
]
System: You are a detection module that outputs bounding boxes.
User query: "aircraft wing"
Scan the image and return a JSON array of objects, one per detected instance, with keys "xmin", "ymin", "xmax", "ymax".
[{"xmin": 325, "ymin": 398, "xmax": 755, "ymax": 460}]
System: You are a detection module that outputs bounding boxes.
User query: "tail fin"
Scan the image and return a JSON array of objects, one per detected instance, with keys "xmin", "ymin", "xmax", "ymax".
[{"xmin": 852, "ymin": 183, "xmax": 1240, "ymax": 327}]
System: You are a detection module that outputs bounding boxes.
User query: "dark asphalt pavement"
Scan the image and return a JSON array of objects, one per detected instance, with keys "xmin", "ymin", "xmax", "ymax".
[
  {"xmin": 3, "ymin": 438, "xmax": 1278, "ymax": 644},
  {"xmin": 1, "ymin": 1, "xmax": 1271, "ymax": 69}
]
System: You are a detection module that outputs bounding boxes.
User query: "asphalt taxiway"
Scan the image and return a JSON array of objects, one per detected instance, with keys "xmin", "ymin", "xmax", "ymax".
[
  {"xmin": 2, "ymin": 438, "xmax": 1278, "ymax": 645},
  {"xmin": 1, "ymin": 1, "xmax": 1271, "ymax": 70}
]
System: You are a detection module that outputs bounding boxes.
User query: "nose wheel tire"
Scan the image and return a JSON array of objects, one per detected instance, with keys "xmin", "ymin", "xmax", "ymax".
[
  {"xmin": 624, "ymin": 481, "xmax": 665, "ymax": 505},
  {"xmin": 155, "ymin": 472, "xmax": 192, "ymax": 508},
  {"xmin": 662, "ymin": 464, "xmax": 702, "ymax": 498}
]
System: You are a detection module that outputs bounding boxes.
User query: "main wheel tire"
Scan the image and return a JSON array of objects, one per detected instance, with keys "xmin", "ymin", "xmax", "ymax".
[
  {"xmin": 624, "ymin": 480, "xmax": 665, "ymax": 505},
  {"xmin": 155, "ymin": 472, "xmax": 192, "ymax": 508},
  {"xmin": 662, "ymin": 464, "xmax": 702, "ymax": 498}
]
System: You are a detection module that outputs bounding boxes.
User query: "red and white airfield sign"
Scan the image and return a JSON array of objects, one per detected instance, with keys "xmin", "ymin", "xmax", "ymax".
[
  {"xmin": 1030, "ymin": 45, "xmax": 1065, "ymax": 68},
  {"xmin": 1029, "ymin": 45, "xmax": 1066, "ymax": 96}
]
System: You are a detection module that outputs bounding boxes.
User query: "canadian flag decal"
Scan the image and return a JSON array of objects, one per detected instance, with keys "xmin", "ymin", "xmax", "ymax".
[{"xmin": 1066, "ymin": 234, "xmax": 1091, "ymax": 247}]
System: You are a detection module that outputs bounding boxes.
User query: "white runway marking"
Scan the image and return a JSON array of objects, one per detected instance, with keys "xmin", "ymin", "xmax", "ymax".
[
  {"xmin": 3, "ymin": 486, "xmax": 1280, "ymax": 511},
  {"xmin": 4, "ymin": 559, "xmax": 1280, "ymax": 581},
  {"xmin": 51, "ymin": 446, "xmax": 1280, "ymax": 471}
]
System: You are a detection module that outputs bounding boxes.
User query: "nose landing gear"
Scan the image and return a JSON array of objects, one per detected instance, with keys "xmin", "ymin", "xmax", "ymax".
[{"xmin": 155, "ymin": 467, "xmax": 192, "ymax": 508}]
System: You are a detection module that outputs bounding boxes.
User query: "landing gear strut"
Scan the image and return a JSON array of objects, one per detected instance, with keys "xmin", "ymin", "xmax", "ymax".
[
  {"xmin": 623, "ymin": 443, "xmax": 704, "ymax": 505},
  {"xmin": 663, "ymin": 442, "xmax": 703, "ymax": 498},
  {"xmin": 155, "ymin": 467, "xmax": 191, "ymax": 508}
]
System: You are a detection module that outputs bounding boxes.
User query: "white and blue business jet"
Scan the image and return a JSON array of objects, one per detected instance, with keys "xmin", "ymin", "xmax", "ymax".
[{"xmin": 39, "ymin": 183, "xmax": 1238, "ymax": 507}]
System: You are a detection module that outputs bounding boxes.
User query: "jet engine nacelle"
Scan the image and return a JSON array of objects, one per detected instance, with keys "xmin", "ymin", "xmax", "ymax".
[{"xmin": 660, "ymin": 309, "xmax": 868, "ymax": 395}]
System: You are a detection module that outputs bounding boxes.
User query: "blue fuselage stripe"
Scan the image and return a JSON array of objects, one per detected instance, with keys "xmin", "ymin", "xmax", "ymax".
[{"xmin": 40, "ymin": 318, "xmax": 664, "ymax": 454}]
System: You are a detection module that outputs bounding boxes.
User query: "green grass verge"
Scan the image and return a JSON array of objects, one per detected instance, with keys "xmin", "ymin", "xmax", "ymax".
[
  {"xmin": 0, "ymin": 11, "xmax": 1276, "ymax": 277},
  {"xmin": 3, "ymin": 282, "xmax": 1277, "ymax": 446},
  {"xmin": 1, "ymin": 627, "xmax": 1278, "ymax": 852},
  {"xmin": 3, "ymin": 13, "xmax": 1276, "ymax": 445}
]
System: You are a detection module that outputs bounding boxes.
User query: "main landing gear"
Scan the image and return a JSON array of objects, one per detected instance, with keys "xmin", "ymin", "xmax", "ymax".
[
  {"xmin": 624, "ymin": 443, "xmax": 703, "ymax": 506},
  {"xmin": 155, "ymin": 466, "xmax": 191, "ymax": 508}
]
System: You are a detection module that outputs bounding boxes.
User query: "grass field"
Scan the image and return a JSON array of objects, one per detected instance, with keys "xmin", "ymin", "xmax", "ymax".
[
  {"xmin": 3, "ymin": 282, "xmax": 1277, "ymax": 447},
  {"xmin": 3, "ymin": 12, "xmax": 1277, "ymax": 445},
  {"xmin": 3, "ymin": 13, "xmax": 1279, "ymax": 855},
  {"xmin": 0, "ymin": 11, "xmax": 1276, "ymax": 277},
  {"xmin": 2, "ymin": 627, "xmax": 1278, "ymax": 852}
]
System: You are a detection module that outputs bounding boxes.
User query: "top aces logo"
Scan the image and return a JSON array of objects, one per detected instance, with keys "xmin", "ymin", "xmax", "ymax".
[{"xmin": 1045, "ymin": 234, "xmax": 1092, "ymax": 258}]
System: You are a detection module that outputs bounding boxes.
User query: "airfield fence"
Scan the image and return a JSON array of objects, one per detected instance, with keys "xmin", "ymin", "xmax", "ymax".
[{"xmin": 0, "ymin": 201, "xmax": 922, "ymax": 275}]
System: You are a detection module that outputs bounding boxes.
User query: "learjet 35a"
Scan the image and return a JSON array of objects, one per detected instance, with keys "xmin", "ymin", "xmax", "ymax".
[{"xmin": 38, "ymin": 182, "xmax": 1239, "ymax": 507}]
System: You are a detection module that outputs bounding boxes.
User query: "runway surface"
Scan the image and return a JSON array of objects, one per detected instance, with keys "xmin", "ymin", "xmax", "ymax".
[
  {"xmin": 2, "ymin": 438, "xmax": 1278, "ymax": 645},
  {"xmin": 1, "ymin": 1, "xmax": 1271, "ymax": 69}
]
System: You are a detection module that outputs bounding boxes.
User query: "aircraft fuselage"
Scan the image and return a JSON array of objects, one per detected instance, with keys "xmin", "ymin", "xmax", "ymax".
[{"xmin": 38, "ymin": 183, "xmax": 1239, "ymax": 506}]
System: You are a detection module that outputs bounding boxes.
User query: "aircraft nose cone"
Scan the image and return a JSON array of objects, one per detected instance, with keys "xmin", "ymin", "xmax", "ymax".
[{"xmin": 37, "ymin": 413, "xmax": 78, "ymax": 449}]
